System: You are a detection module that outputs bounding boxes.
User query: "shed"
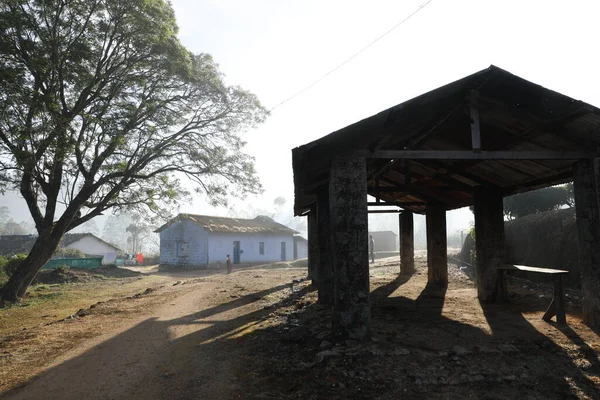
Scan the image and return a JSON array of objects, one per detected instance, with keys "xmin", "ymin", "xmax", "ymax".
[
  {"xmin": 369, "ymin": 231, "xmax": 398, "ymax": 252},
  {"xmin": 155, "ymin": 214, "xmax": 298, "ymax": 269},
  {"xmin": 293, "ymin": 65, "xmax": 600, "ymax": 338}
]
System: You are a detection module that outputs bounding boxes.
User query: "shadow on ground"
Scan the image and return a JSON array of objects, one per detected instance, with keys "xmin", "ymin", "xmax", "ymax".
[{"xmin": 3, "ymin": 267, "xmax": 599, "ymax": 400}]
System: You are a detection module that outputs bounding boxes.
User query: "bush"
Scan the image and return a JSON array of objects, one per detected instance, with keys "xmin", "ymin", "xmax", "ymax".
[
  {"xmin": 4, "ymin": 254, "xmax": 27, "ymax": 275},
  {"xmin": 33, "ymin": 265, "xmax": 77, "ymax": 285},
  {"xmin": 0, "ymin": 254, "xmax": 27, "ymax": 288},
  {"xmin": 55, "ymin": 265, "xmax": 70, "ymax": 275},
  {"xmin": 54, "ymin": 248, "xmax": 85, "ymax": 258}
]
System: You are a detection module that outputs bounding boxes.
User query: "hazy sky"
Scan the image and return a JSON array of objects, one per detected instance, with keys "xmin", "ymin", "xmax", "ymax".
[{"xmin": 2, "ymin": 0, "xmax": 600, "ymax": 235}]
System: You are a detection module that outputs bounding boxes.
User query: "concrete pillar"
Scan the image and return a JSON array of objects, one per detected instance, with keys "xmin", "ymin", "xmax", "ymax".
[
  {"xmin": 473, "ymin": 187, "xmax": 505, "ymax": 303},
  {"xmin": 329, "ymin": 156, "xmax": 371, "ymax": 340},
  {"xmin": 426, "ymin": 203, "xmax": 448, "ymax": 285},
  {"xmin": 307, "ymin": 207, "xmax": 319, "ymax": 285},
  {"xmin": 573, "ymin": 159, "xmax": 600, "ymax": 326},
  {"xmin": 317, "ymin": 188, "xmax": 333, "ymax": 304},
  {"xmin": 400, "ymin": 210, "xmax": 415, "ymax": 276}
]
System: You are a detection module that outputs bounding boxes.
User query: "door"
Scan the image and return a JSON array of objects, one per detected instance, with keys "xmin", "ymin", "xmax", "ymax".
[
  {"xmin": 280, "ymin": 241, "xmax": 286, "ymax": 261},
  {"xmin": 233, "ymin": 241, "xmax": 241, "ymax": 264}
]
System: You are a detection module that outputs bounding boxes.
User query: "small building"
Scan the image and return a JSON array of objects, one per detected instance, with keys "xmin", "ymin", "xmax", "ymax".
[
  {"xmin": 293, "ymin": 236, "xmax": 308, "ymax": 260},
  {"xmin": 155, "ymin": 214, "xmax": 299, "ymax": 269},
  {"xmin": 61, "ymin": 233, "xmax": 121, "ymax": 258},
  {"xmin": 369, "ymin": 231, "xmax": 398, "ymax": 252},
  {"xmin": 0, "ymin": 233, "xmax": 120, "ymax": 258}
]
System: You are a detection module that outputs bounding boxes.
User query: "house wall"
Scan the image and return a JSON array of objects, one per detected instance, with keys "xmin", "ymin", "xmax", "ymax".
[
  {"xmin": 207, "ymin": 232, "xmax": 294, "ymax": 264},
  {"xmin": 369, "ymin": 232, "xmax": 398, "ymax": 252},
  {"xmin": 159, "ymin": 220, "xmax": 208, "ymax": 268},
  {"xmin": 65, "ymin": 236, "xmax": 119, "ymax": 256},
  {"xmin": 294, "ymin": 238, "xmax": 308, "ymax": 259}
]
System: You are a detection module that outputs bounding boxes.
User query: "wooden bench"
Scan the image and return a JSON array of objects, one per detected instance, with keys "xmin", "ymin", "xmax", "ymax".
[{"xmin": 494, "ymin": 264, "xmax": 569, "ymax": 324}]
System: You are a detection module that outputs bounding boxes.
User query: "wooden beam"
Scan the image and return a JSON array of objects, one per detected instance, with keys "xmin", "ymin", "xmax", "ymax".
[
  {"xmin": 379, "ymin": 177, "xmax": 442, "ymax": 205},
  {"xmin": 367, "ymin": 185, "xmax": 460, "ymax": 193},
  {"xmin": 469, "ymin": 90, "xmax": 481, "ymax": 151},
  {"xmin": 368, "ymin": 209, "xmax": 403, "ymax": 214},
  {"xmin": 355, "ymin": 150, "xmax": 598, "ymax": 160},
  {"xmin": 367, "ymin": 201, "xmax": 425, "ymax": 207},
  {"xmin": 406, "ymin": 103, "xmax": 464, "ymax": 150}
]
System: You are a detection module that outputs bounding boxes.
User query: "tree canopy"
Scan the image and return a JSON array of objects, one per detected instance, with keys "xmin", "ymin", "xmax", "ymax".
[
  {"xmin": 503, "ymin": 184, "xmax": 573, "ymax": 220},
  {"xmin": 0, "ymin": 0, "xmax": 268, "ymax": 300}
]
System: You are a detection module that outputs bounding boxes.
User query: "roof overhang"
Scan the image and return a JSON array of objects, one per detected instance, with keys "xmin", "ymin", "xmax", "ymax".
[{"xmin": 293, "ymin": 65, "xmax": 600, "ymax": 215}]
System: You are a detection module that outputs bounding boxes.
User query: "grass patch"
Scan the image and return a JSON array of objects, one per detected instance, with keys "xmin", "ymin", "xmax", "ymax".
[{"xmin": 0, "ymin": 272, "xmax": 174, "ymax": 335}]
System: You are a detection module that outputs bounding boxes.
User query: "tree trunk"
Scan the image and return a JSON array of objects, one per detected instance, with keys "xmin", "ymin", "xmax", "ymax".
[{"xmin": 1, "ymin": 231, "xmax": 62, "ymax": 301}]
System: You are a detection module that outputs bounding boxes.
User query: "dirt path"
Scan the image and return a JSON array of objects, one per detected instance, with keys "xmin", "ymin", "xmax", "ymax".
[
  {"xmin": 2, "ymin": 267, "xmax": 306, "ymax": 400},
  {"xmin": 2, "ymin": 257, "xmax": 599, "ymax": 399}
]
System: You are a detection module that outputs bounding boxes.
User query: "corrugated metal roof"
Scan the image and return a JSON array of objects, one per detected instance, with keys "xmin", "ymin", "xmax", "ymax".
[
  {"xmin": 155, "ymin": 214, "xmax": 298, "ymax": 235},
  {"xmin": 293, "ymin": 65, "xmax": 600, "ymax": 214}
]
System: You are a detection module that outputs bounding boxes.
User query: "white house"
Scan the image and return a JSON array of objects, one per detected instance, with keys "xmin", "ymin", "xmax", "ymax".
[
  {"xmin": 62, "ymin": 233, "xmax": 121, "ymax": 263},
  {"xmin": 155, "ymin": 214, "xmax": 299, "ymax": 269},
  {"xmin": 0, "ymin": 233, "xmax": 121, "ymax": 264}
]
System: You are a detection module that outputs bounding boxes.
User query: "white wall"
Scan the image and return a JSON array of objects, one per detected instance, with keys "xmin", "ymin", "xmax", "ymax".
[
  {"xmin": 294, "ymin": 239, "xmax": 308, "ymax": 259},
  {"xmin": 65, "ymin": 236, "xmax": 118, "ymax": 256},
  {"xmin": 208, "ymin": 232, "xmax": 294, "ymax": 264},
  {"xmin": 159, "ymin": 220, "xmax": 208, "ymax": 268}
]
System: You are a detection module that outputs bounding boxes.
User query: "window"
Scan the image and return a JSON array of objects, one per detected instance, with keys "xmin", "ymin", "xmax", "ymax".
[
  {"xmin": 177, "ymin": 241, "xmax": 189, "ymax": 257},
  {"xmin": 259, "ymin": 242, "xmax": 265, "ymax": 255}
]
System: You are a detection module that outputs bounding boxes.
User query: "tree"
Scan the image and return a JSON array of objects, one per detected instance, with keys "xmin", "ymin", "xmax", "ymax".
[
  {"xmin": 503, "ymin": 184, "xmax": 573, "ymax": 220},
  {"xmin": 102, "ymin": 214, "xmax": 131, "ymax": 251},
  {"xmin": 0, "ymin": 0, "xmax": 267, "ymax": 301},
  {"xmin": 71, "ymin": 218, "xmax": 101, "ymax": 237},
  {"xmin": 125, "ymin": 214, "xmax": 152, "ymax": 254},
  {"xmin": 0, "ymin": 206, "xmax": 9, "ymax": 225},
  {"xmin": 0, "ymin": 220, "xmax": 29, "ymax": 235}
]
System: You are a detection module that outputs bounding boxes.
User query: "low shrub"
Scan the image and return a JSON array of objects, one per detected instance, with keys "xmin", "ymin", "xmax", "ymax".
[
  {"xmin": 53, "ymin": 248, "xmax": 85, "ymax": 259},
  {"xmin": 0, "ymin": 254, "xmax": 27, "ymax": 287}
]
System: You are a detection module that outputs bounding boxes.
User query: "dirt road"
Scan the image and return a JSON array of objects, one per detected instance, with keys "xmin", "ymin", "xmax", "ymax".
[
  {"xmin": 2, "ymin": 257, "xmax": 599, "ymax": 399},
  {"xmin": 3, "ymin": 266, "xmax": 307, "ymax": 400}
]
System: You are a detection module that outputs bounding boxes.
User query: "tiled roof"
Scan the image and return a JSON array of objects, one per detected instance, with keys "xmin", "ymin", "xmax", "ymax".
[{"xmin": 155, "ymin": 214, "xmax": 298, "ymax": 235}]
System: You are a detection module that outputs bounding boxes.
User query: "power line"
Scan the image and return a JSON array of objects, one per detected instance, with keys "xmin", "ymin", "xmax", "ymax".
[{"xmin": 268, "ymin": 0, "xmax": 434, "ymax": 113}]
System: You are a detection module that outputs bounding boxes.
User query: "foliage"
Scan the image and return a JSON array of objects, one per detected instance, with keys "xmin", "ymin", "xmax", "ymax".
[
  {"xmin": 0, "ymin": 255, "xmax": 8, "ymax": 286},
  {"xmin": 0, "ymin": 0, "xmax": 266, "ymax": 231},
  {"xmin": 55, "ymin": 265, "xmax": 70, "ymax": 275},
  {"xmin": 125, "ymin": 214, "xmax": 154, "ymax": 254},
  {"xmin": 503, "ymin": 184, "xmax": 573, "ymax": 219},
  {"xmin": 446, "ymin": 230, "xmax": 465, "ymax": 248},
  {"xmin": 33, "ymin": 265, "xmax": 75, "ymax": 285},
  {"xmin": 3, "ymin": 254, "xmax": 27, "ymax": 276},
  {"xmin": 102, "ymin": 213, "xmax": 158, "ymax": 254},
  {"xmin": 468, "ymin": 225, "xmax": 475, "ymax": 240},
  {"xmin": 0, "ymin": 206, "xmax": 35, "ymax": 234},
  {"xmin": 0, "ymin": 254, "xmax": 27, "ymax": 286},
  {"xmin": 0, "ymin": 0, "xmax": 267, "ymax": 300},
  {"xmin": 54, "ymin": 248, "xmax": 85, "ymax": 259}
]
